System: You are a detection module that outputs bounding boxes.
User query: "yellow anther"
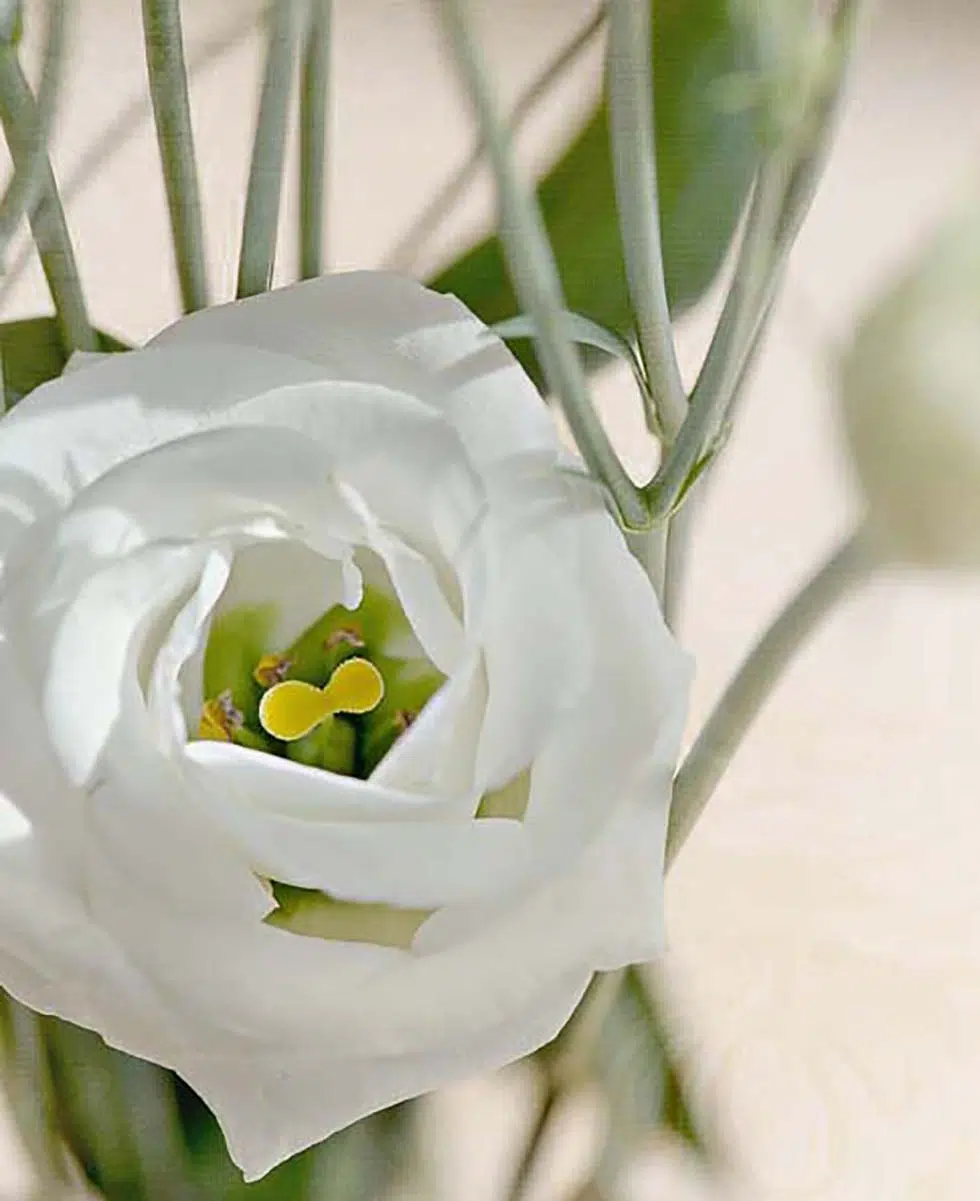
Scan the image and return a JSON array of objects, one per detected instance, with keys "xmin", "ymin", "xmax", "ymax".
[
  {"xmin": 198, "ymin": 690, "xmax": 243, "ymax": 743},
  {"xmin": 253, "ymin": 653, "xmax": 293, "ymax": 688},
  {"xmin": 258, "ymin": 657, "xmax": 384, "ymax": 742}
]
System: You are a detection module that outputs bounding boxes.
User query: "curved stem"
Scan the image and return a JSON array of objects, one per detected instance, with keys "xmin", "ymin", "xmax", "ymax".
[
  {"xmin": 0, "ymin": 46, "xmax": 96, "ymax": 353},
  {"xmin": 666, "ymin": 527, "xmax": 876, "ymax": 866},
  {"xmin": 142, "ymin": 0, "xmax": 210, "ymax": 312},
  {"xmin": 386, "ymin": 7, "xmax": 603, "ymax": 274},
  {"xmin": 434, "ymin": 0, "xmax": 648, "ymax": 530},
  {"xmin": 507, "ymin": 529, "xmax": 875, "ymax": 1201}
]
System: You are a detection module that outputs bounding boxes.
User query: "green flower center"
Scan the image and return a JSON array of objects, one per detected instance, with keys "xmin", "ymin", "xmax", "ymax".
[
  {"xmin": 193, "ymin": 584, "xmax": 444, "ymax": 780},
  {"xmin": 190, "ymin": 578, "xmax": 525, "ymax": 950}
]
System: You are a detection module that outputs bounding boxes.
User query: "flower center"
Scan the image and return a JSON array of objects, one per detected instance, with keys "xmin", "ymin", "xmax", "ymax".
[
  {"xmin": 193, "ymin": 583, "xmax": 444, "ymax": 779},
  {"xmin": 258, "ymin": 658, "xmax": 385, "ymax": 741}
]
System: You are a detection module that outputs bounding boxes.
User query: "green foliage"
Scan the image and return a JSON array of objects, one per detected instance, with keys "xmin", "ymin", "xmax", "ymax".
[
  {"xmin": 429, "ymin": 0, "xmax": 758, "ymax": 381},
  {"xmin": 0, "ymin": 997, "xmax": 417, "ymax": 1201},
  {"xmin": 597, "ymin": 967, "xmax": 711, "ymax": 1159},
  {"xmin": 0, "ymin": 316, "xmax": 125, "ymax": 411}
]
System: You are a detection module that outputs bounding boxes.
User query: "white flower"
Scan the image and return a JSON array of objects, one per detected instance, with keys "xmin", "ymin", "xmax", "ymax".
[
  {"xmin": 840, "ymin": 196, "xmax": 980, "ymax": 568},
  {"xmin": 0, "ymin": 273, "xmax": 690, "ymax": 1179}
]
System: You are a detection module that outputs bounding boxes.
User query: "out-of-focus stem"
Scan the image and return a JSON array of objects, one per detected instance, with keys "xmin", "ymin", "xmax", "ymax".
[
  {"xmin": 237, "ymin": 0, "xmax": 298, "ymax": 298},
  {"xmin": 142, "ymin": 0, "xmax": 210, "ymax": 312},
  {"xmin": 298, "ymin": 0, "xmax": 331, "ymax": 279},
  {"xmin": 0, "ymin": 45, "xmax": 96, "ymax": 353}
]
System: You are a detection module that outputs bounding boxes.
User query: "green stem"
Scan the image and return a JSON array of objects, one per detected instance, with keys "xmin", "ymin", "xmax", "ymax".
[
  {"xmin": 142, "ymin": 0, "xmax": 210, "ymax": 312},
  {"xmin": 666, "ymin": 528, "xmax": 875, "ymax": 866},
  {"xmin": 386, "ymin": 8, "xmax": 603, "ymax": 274},
  {"xmin": 0, "ymin": 46, "xmax": 96, "ymax": 353},
  {"xmin": 503, "ymin": 1082, "xmax": 559, "ymax": 1201},
  {"xmin": 435, "ymin": 0, "xmax": 648, "ymax": 531},
  {"xmin": 644, "ymin": 1, "xmax": 862, "ymax": 523},
  {"xmin": 0, "ymin": 3, "xmax": 266, "ymax": 309},
  {"xmin": 237, "ymin": 0, "xmax": 298, "ymax": 298},
  {"xmin": 627, "ymin": 525, "xmax": 666, "ymax": 603},
  {"xmin": 0, "ymin": 1002, "xmax": 71, "ymax": 1189},
  {"xmin": 662, "ymin": 501, "xmax": 694, "ymax": 632},
  {"xmin": 645, "ymin": 153, "xmax": 791, "ymax": 522},
  {"xmin": 606, "ymin": 0, "xmax": 686, "ymax": 440},
  {"xmin": 0, "ymin": 0, "xmax": 66, "ymax": 258},
  {"xmin": 508, "ymin": 530, "xmax": 874, "ymax": 1201},
  {"xmin": 298, "ymin": 0, "xmax": 331, "ymax": 279}
]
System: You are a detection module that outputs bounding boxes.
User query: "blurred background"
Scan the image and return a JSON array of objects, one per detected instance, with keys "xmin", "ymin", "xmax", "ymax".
[{"xmin": 2, "ymin": 0, "xmax": 980, "ymax": 1197}]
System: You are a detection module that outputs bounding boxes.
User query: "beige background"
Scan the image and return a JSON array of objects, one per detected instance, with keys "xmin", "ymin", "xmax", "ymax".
[{"xmin": 3, "ymin": 1, "xmax": 980, "ymax": 1198}]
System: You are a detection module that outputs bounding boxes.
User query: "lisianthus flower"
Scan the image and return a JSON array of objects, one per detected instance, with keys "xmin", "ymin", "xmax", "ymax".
[{"xmin": 0, "ymin": 272, "xmax": 690, "ymax": 1178}]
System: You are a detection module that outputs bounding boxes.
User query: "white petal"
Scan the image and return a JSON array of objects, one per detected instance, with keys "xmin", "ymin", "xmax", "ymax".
[
  {"xmin": 0, "ymin": 821, "xmax": 180, "ymax": 1062},
  {"xmin": 39, "ymin": 542, "xmax": 208, "ymax": 785},
  {"xmin": 185, "ymin": 745, "xmax": 530, "ymax": 908},
  {"xmin": 370, "ymin": 652, "xmax": 486, "ymax": 805},
  {"xmin": 10, "ymin": 539, "xmax": 272, "ymax": 927},
  {"xmin": 472, "ymin": 464, "xmax": 600, "ymax": 790},
  {"xmin": 338, "ymin": 481, "xmax": 466, "ymax": 674},
  {"xmin": 0, "ymin": 344, "xmax": 328, "ymax": 558},
  {"xmin": 155, "ymin": 763, "xmax": 673, "ymax": 1180},
  {"xmin": 181, "ymin": 970, "xmax": 587, "ymax": 1182},
  {"xmin": 150, "ymin": 272, "xmax": 557, "ymax": 466},
  {"xmin": 0, "ymin": 634, "xmax": 84, "ymax": 862},
  {"xmin": 520, "ymin": 496, "xmax": 692, "ymax": 873}
]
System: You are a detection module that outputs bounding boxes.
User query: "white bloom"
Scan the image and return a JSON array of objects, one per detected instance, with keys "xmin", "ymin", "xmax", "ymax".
[
  {"xmin": 840, "ymin": 196, "xmax": 980, "ymax": 568},
  {"xmin": 0, "ymin": 273, "xmax": 690, "ymax": 1179}
]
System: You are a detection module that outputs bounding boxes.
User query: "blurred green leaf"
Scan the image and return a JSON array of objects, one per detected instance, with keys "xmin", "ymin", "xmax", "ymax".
[
  {"xmin": 6, "ymin": 1001, "xmax": 418, "ymax": 1201},
  {"xmin": 0, "ymin": 316, "xmax": 126, "ymax": 410},
  {"xmin": 429, "ymin": 0, "xmax": 758, "ymax": 381},
  {"xmin": 0, "ymin": 1, "xmax": 22, "ymax": 47},
  {"xmin": 597, "ymin": 967, "xmax": 710, "ymax": 1158}
]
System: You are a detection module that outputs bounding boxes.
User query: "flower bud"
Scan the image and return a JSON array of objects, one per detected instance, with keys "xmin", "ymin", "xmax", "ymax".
[{"xmin": 840, "ymin": 194, "xmax": 980, "ymax": 568}]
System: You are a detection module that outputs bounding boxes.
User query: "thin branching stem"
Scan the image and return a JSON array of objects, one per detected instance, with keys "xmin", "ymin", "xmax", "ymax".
[
  {"xmin": 435, "ymin": 0, "xmax": 647, "ymax": 529},
  {"xmin": 644, "ymin": 0, "xmax": 864, "ymax": 522},
  {"xmin": 606, "ymin": 0, "xmax": 686, "ymax": 439},
  {"xmin": 386, "ymin": 7, "xmax": 604, "ymax": 274}
]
